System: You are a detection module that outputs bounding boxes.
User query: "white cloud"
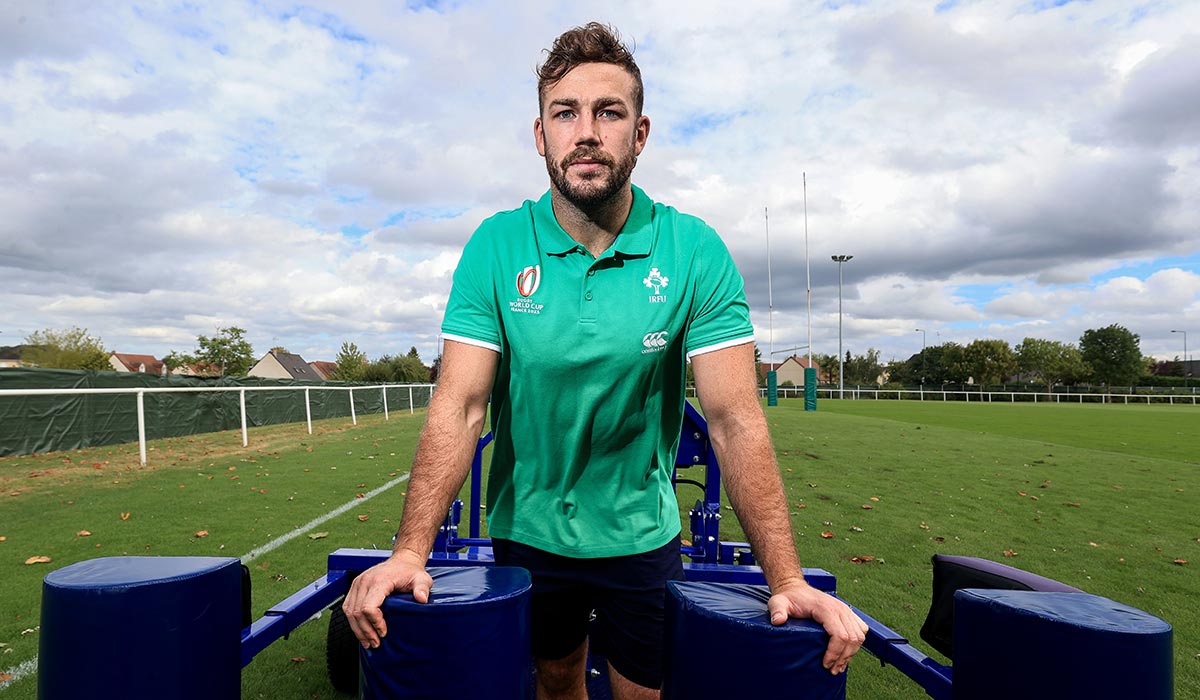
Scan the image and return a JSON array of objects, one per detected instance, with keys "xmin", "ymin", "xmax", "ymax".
[{"xmin": 0, "ymin": 0, "xmax": 1197, "ymax": 366}]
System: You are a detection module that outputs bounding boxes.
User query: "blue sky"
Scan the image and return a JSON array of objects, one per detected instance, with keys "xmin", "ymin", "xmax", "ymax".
[{"xmin": 0, "ymin": 0, "xmax": 1197, "ymax": 366}]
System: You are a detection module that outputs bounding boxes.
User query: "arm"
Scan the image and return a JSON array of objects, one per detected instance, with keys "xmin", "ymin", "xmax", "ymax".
[
  {"xmin": 691, "ymin": 342, "xmax": 866, "ymax": 675},
  {"xmin": 342, "ymin": 339, "xmax": 498, "ymax": 648}
]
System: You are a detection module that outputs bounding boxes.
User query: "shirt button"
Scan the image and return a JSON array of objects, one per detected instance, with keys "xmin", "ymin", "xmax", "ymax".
[
  {"xmin": 587, "ymin": 269, "xmax": 595, "ymax": 277},
  {"xmin": 584, "ymin": 291, "xmax": 593, "ymax": 301}
]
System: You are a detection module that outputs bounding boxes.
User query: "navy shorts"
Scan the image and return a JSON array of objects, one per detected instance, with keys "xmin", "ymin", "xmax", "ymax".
[{"xmin": 491, "ymin": 534, "xmax": 685, "ymax": 689}]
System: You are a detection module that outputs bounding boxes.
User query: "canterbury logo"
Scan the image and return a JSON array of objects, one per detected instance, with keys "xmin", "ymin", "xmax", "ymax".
[
  {"xmin": 642, "ymin": 331, "xmax": 669, "ymax": 349},
  {"xmin": 516, "ymin": 265, "xmax": 541, "ymax": 297}
]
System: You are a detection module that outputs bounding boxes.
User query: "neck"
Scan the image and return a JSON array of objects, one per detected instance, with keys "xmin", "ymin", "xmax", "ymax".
[{"xmin": 549, "ymin": 182, "xmax": 634, "ymax": 258}]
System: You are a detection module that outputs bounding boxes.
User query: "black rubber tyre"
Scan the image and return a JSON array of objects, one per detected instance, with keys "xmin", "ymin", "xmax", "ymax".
[{"xmin": 326, "ymin": 597, "xmax": 359, "ymax": 695}]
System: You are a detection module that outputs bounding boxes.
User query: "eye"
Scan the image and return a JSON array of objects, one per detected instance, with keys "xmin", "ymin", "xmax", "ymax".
[
  {"xmin": 598, "ymin": 109, "xmax": 622, "ymax": 119},
  {"xmin": 554, "ymin": 109, "xmax": 576, "ymax": 121}
]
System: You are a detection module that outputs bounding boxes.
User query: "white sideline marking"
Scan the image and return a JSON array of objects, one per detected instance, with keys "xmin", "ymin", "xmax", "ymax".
[
  {"xmin": 241, "ymin": 471, "xmax": 410, "ymax": 563},
  {"xmin": 0, "ymin": 471, "xmax": 412, "ymax": 691},
  {"xmin": 0, "ymin": 657, "xmax": 37, "ymax": 690}
]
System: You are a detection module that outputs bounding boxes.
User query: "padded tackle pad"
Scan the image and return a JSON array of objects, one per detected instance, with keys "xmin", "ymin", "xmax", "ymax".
[
  {"xmin": 39, "ymin": 556, "xmax": 243, "ymax": 700},
  {"xmin": 953, "ymin": 589, "xmax": 1173, "ymax": 700},
  {"xmin": 662, "ymin": 581, "xmax": 846, "ymax": 700},
  {"xmin": 920, "ymin": 553, "xmax": 1081, "ymax": 659},
  {"xmin": 360, "ymin": 566, "xmax": 533, "ymax": 700}
]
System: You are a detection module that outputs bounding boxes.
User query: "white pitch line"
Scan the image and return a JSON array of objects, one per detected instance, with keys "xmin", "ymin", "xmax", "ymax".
[
  {"xmin": 241, "ymin": 471, "xmax": 410, "ymax": 563},
  {"xmin": 0, "ymin": 471, "xmax": 411, "ymax": 691},
  {"xmin": 0, "ymin": 657, "xmax": 37, "ymax": 691}
]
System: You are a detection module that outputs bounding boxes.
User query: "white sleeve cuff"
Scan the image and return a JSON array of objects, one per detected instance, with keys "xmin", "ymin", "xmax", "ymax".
[
  {"xmin": 442, "ymin": 333, "xmax": 502, "ymax": 354},
  {"xmin": 686, "ymin": 335, "xmax": 755, "ymax": 360}
]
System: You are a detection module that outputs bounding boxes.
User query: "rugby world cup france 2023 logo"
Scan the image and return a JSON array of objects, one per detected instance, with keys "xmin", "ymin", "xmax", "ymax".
[{"xmin": 516, "ymin": 265, "xmax": 541, "ymax": 297}]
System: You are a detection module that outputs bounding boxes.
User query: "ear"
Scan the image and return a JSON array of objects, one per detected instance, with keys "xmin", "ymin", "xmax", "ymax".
[
  {"xmin": 534, "ymin": 117, "xmax": 546, "ymax": 157},
  {"xmin": 633, "ymin": 114, "xmax": 650, "ymax": 156}
]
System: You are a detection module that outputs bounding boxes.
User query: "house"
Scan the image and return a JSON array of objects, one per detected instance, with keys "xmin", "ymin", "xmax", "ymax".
[
  {"xmin": 109, "ymin": 353, "xmax": 167, "ymax": 376},
  {"xmin": 308, "ymin": 361, "xmax": 338, "ymax": 381},
  {"xmin": 758, "ymin": 355, "xmax": 821, "ymax": 387},
  {"xmin": 0, "ymin": 345, "xmax": 37, "ymax": 368},
  {"xmin": 248, "ymin": 350, "xmax": 322, "ymax": 381}
]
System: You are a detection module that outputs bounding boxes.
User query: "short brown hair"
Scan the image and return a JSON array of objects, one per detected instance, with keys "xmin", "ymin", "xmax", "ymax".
[{"xmin": 537, "ymin": 22, "xmax": 643, "ymax": 115}]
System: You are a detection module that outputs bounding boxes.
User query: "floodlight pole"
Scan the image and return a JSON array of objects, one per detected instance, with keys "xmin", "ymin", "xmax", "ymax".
[
  {"xmin": 832, "ymin": 255, "xmax": 853, "ymax": 398},
  {"xmin": 915, "ymin": 328, "xmax": 927, "ymax": 386},
  {"xmin": 1172, "ymin": 330, "xmax": 1188, "ymax": 388}
]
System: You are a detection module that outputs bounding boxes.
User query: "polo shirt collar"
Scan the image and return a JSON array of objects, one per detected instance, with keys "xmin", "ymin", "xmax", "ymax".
[{"xmin": 534, "ymin": 184, "xmax": 653, "ymax": 258}]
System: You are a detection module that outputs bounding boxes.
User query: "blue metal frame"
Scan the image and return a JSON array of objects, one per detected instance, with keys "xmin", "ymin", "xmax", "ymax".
[{"xmin": 238, "ymin": 401, "xmax": 954, "ymax": 698}]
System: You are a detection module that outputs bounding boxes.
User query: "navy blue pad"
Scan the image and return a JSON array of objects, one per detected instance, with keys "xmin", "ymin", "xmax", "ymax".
[
  {"xmin": 40, "ymin": 556, "xmax": 243, "ymax": 700},
  {"xmin": 360, "ymin": 566, "xmax": 533, "ymax": 700},
  {"xmin": 921, "ymin": 553, "xmax": 1081, "ymax": 659},
  {"xmin": 663, "ymin": 581, "xmax": 845, "ymax": 700},
  {"xmin": 953, "ymin": 589, "xmax": 1173, "ymax": 700}
]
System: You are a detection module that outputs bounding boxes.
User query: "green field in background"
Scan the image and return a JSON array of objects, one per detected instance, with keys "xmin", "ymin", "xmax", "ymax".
[{"xmin": 0, "ymin": 400, "xmax": 1195, "ymax": 698}]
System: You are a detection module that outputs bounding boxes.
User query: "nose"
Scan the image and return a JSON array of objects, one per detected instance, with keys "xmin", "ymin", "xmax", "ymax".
[{"xmin": 573, "ymin": 113, "xmax": 600, "ymax": 146}]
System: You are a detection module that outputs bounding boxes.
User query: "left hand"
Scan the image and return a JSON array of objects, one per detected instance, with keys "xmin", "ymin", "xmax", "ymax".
[{"xmin": 767, "ymin": 581, "xmax": 869, "ymax": 675}]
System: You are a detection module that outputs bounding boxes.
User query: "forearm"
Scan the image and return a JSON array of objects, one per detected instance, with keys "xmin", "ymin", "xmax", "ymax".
[
  {"xmin": 710, "ymin": 407, "xmax": 805, "ymax": 591},
  {"xmin": 391, "ymin": 392, "xmax": 488, "ymax": 562}
]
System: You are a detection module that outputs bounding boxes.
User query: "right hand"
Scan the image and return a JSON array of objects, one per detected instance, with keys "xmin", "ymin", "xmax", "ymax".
[{"xmin": 342, "ymin": 549, "xmax": 433, "ymax": 649}]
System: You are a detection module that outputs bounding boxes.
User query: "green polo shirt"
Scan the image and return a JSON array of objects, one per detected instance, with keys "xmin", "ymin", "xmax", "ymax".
[{"xmin": 442, "ymin": 184, "xmax": 753, "ymax": 558}]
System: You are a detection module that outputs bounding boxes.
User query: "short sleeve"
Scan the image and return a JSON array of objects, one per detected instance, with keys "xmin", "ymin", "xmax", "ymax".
[
  {"xmin": 441, "ymin": 230, "xmax": 502, "ymax": 353},
  {"xmin": 685, "ymin": 231, "xmax": 755, "ymax": 358}
]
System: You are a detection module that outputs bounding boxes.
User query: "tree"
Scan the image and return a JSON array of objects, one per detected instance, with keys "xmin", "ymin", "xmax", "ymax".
[
  {"xmin": 270, "ymin": 346, "xmax": 290, "ymax": 355},
  {"xmin": 843, "ymin": 348, "xmax": 883, "ymax": 386},
  {"xmin": 963, "ymin": 339, "xmax": 1017, "ymax": 386},
  {"xmin": 162, "ymin": 350, "xmax": 196, "ymax": 373},
  {"xmin": 1079, "ymin": 325, "xmax": 1143, "ymax": 386},
  {"xmin": 334, "ymin": 342, "xmax": 368, "ymax": 382},
  {"xmin": 812, "ymin": 353, "xmax": 839, "ymax": 384},
  {"xmin": 21, "ymin": 327, "xmax": 110, "ymax": 370},
  {"xmin": 1015, "ymin": 338, "xmax": 1089, "ymax": 388},
  {"xmin": 192, "ymin": 327, "xmax": 255, "ymax": 376}
]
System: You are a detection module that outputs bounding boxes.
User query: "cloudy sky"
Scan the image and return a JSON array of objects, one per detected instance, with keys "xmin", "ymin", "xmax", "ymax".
[{"xmin": 1, "ymin": 0, "xmax": 1197, "ymax": 369}]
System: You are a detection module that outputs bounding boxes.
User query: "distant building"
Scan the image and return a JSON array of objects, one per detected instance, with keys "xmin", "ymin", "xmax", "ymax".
[
  {"xmin": 109, "ymin": 353, "xmax": 167, "ymax": 376},
  {"xmin": 248, "ymin": 349, "xmax": 322, "ymax": 381},
  {"xmin": 758, "ymin": 355, "xmax": 821, "ymax": 387},
  {"xmin": 0, "ymin": 345, "xmax": 37, "ymax": 368},
  {"xmin": 309, "ymin": 360, "xmax": 338, "ymax": 381}
]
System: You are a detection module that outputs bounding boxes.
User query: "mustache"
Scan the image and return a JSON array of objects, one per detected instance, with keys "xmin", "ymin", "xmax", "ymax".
[{"xmin": 560, "ymin": 148, "xmax": 614, "ymax": 170}]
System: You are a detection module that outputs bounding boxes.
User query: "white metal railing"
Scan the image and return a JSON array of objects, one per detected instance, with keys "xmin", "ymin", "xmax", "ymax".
[
  {"xmin": 746, "ymin": 387, "xmax": 1199, "ymax": 405},
  {"xmin": 0, "ymin": 383, "xmax": 434, "ymax": 465}
]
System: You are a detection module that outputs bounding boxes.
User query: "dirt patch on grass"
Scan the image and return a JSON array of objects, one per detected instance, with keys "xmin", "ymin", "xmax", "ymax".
[{"xmin": 0, "ymin": 413, "xmax": 414, "ymax": 496}]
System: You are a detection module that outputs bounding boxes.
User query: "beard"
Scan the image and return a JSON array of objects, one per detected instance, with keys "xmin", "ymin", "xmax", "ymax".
[{"xmin": 545, "ymin": 143, "xmax": 637, "ymax": 209}]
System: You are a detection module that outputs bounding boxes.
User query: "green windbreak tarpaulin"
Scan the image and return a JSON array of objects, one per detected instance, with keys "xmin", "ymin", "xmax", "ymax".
[{"xmin": 0, "ymin": 368, "xmax": 432, "ymax": 458}]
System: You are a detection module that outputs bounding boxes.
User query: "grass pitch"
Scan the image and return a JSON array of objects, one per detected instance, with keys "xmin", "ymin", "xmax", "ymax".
[{"xmin": 0, "ymin": 399, "xmax": 1195, "ymax": 698}]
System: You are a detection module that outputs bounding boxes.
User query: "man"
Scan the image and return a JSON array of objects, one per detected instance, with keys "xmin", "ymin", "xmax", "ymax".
[{"xmin": 343, "ymin": 22, "xmax": 867, "ymax": 699}]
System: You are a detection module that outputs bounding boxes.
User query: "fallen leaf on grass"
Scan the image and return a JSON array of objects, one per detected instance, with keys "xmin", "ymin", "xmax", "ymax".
[
  {"xmin": 1003, "ymin": 549, "xmax": 1018, "ymax": 557},
  {"xmin": 76, "ymin": 530, "xmax": 91, "ymax": 537},
  {"xmin": 861, "ymin": 504, "xmax": 874, "ymax": 510},
  {"xmin": 0, "ymin": 536, "xmax": 6, "ymax": 542},
  {"xmin": 25, "ymin": 556, "xmax": 52, "ymax": 565},
  {"xmin": 195, "ymin": 531, "xmax": 209, "ymax": 538},
  {"xmin": 807, "ymin": 483, "xmax": 818, "ymax": 488},
  {"xmin": 355, "ymin": 493, "xmax": 365, "ymax": 499},
  {"xmin": 308, "ymin": 532, "xmax": 329, "ymax": 540},
  {"xmin": 120, "ymin": 512, "xmax": 131, "ymax": 521},
  {"xmin": 849, "ymin": 526, "xmax": 864, "ymax": 533},
  {"xmin": 1063, "ymin": 502, "xmax": 1081, "ymax": 508},
  {"xmin": 1174, "ymin": 559, "xmax": 1188, "ymax": 566},
  {"xmin": 1089, "ymin": 542, "xmax": 1099, "ymax": 547},
  {"xmin": 0, "ymin": 673, "xmax": 12, "ymax": 682},
  {"xmin": 680, "ymin": 539, "xmax": 691, "ymax": 546},
  {"xmin": 919, "ymin": 522, "xmax": 929, "ymax": 530},
  {"xmin": 869, "ymin": 497, "xmax": 880, "ymax": 502},
  {"xmin": 793, "ymin": 503, "xmax": 807, "ymax": 509},
  {"xmin": 849, "ymin": 555, "xmax": 875, "ymax": 564},
  {"xmin": 820, "ymin": 531, "xmax": 835, "ymax": 539},
  {"xmin": 1017, "ymin": 491, "xmax": 1027, "ymax": 497},
  {"xmin": 357, "ymin": 515, "xmax": 369, "ymax": 522},
  {"xmin": 290, "ymin": 657, "xmax": 307, "ymax": 663},
  {"xmin": 933, "ymin": 537, "xmax": 945, "ymax": 543}
]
